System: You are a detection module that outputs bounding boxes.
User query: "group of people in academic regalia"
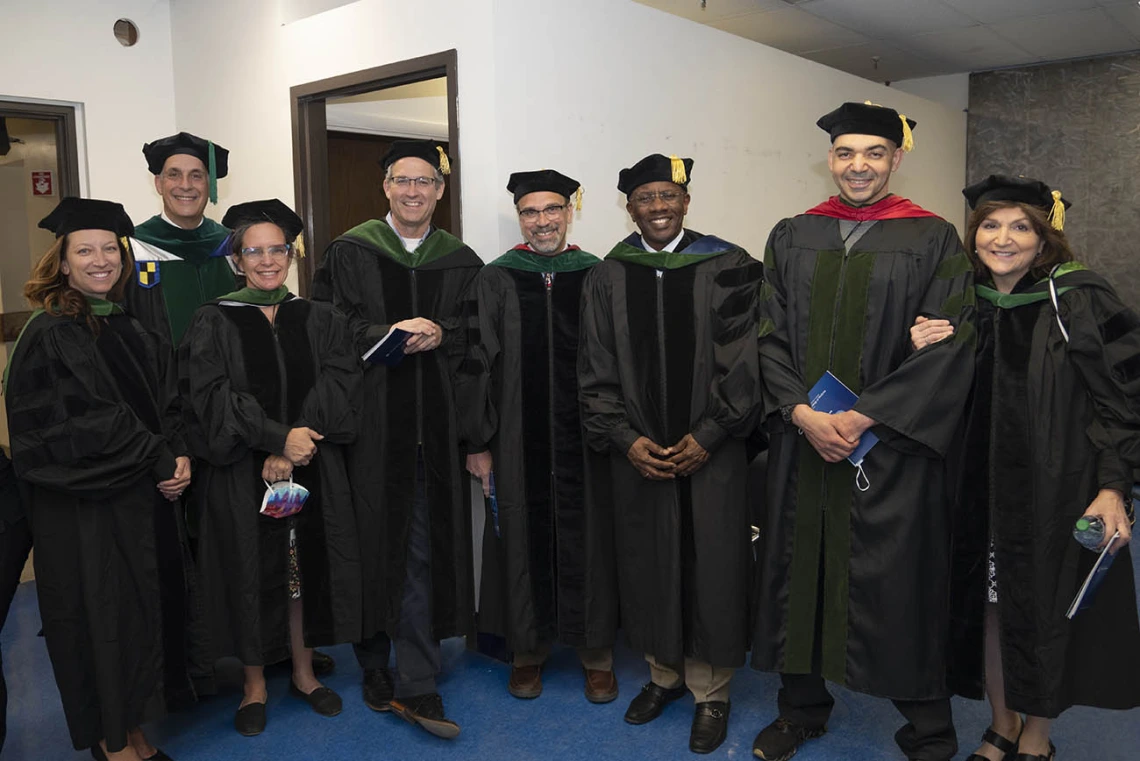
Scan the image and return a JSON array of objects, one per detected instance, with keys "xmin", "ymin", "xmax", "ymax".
[{"xmin": 2, "ymin": 100, "xmax": 1138, "ymax": 761}]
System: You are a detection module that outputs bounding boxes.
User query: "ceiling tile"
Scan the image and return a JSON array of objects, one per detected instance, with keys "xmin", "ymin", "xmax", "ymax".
[
  {"xmin": 1101, "ymin": 1, "xmax": 1140, "ymax": 40},
  {"xmin": 799, "ymin": 0, "xmax": 977, "ymax": 37},
  {"xmin": 897, "ymin": 25, "xmax": 1041, "ymax": 70},
  {"xmin": 988, "ymin": 8, "xmax": 1140, "ymax": 59},
  {"xmin": 632, "ymin": 0, "xmax": 790, "ymax": 24},
  {"xmin": 942, "ymin": 0, "xmax": 1099, "ymax": 24},
  {"xmin": 800, "ymin": 43, "xmax": 954, "ymax": 82},
  {"xmin": 708, "ymin": 7, "xmax": 870, "ymax": 54}
]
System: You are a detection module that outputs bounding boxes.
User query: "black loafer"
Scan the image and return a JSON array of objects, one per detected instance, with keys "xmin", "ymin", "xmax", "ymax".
[
  {"xmin": 234, "ymin": 702, "xmax": 267, "ymax": 736},
  {"xmin": 753, "ymin": 717, "xmax": 826, "ymax": 760},
  {"xmin": 691, "ymin": 701, "xmax": 730, "ymax": 754},
  {"xmin": 362, "ymin": 667, "xmax": 395, "ymax": 712},
  {"xmin": 624, "ymin": 681, "xmax": 687, "ymax": 725},
  {"xmin": 289, "ymin": 681, "xmax": 343, "ymax": 716}
]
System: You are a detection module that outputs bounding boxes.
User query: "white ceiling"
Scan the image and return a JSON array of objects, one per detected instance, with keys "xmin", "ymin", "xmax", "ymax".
[{"xmin": 635, "ymin": 0, "xmax": 1140, "ymax": 82}]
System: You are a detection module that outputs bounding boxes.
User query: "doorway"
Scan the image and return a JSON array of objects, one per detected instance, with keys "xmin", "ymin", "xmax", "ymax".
[{"xmin": 291, "ymin": 50, "xmax": 459, "ymax": 295}]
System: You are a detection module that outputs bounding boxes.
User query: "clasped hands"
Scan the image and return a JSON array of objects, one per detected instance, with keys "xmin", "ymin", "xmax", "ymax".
[
  {"xmin": 626, "ymin": 433, "xmax": 710, "ymax": 480},
  {"xmin": 262, "ymin": 426, "xmax": 325, "ymax": 482},
  {"xmin": 392, "ymin": 317, "xmax": 443, "ymax": 354},
  {"xmin": 792, "ymin": 406, "xmax": 875, "ymax": 464}
]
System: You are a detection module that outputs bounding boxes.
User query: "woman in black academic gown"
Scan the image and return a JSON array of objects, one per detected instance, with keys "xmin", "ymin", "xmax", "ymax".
[
  {"xmin": 5, "ymin": 198, "xmax": 190, "ymax": 761},
  {"xmin": 178, "ymin": 199, "xmax": 362, "ymax": 736},
  {"xmin": 912, "ymin": 176, "xmax": 1140, "ymax": 761}
]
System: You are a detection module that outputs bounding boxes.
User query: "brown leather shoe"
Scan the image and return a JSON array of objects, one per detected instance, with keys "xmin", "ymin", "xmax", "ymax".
[
  {"xmin": 584, "ymin": 668, "xmax": 618, "ymax": 703},
  {"xmin": 508, "ymin": 665, "xmax": 542, "ymax": 699}
]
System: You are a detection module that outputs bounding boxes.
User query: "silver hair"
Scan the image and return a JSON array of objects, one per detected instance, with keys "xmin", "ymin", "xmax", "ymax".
[{"xmin": 384, "ymin": 163, "xmax": 445, "ymax": 184}]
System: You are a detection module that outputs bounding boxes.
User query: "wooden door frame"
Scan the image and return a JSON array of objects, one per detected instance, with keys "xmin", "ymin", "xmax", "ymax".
[
  {"xmin": 0, "ymin": 101, "xmax": 81, "ymax": 341},
  {"xmin": 291, "ymin": 49, "xmax": 460, "ymax": 296}
]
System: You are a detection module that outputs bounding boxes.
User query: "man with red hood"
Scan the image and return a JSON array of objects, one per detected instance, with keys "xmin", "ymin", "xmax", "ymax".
[{"xmin": 750, "ymin": 102, "xmax": 976, "ymax": 761}]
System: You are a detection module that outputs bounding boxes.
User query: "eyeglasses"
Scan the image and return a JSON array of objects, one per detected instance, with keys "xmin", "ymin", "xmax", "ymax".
[
  {"xmin": 240, "ymin": 244, "xmax": 291, "ymax": 260},
  {"xmin": 630, "ymin": 190, "xmax": 685, "ymax": 207},
  {"xmin": 518, "ymin": 204, "xmax": 568, "ymax": 221},
  {"xmin": 389, "ymin": 176, "xmax": 439, "ymax": 189}
]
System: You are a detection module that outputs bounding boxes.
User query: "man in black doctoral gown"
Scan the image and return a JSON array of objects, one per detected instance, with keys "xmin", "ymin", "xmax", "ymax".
[
  {"xmin": 578, "ymin": 154, "xmax": 762, "ymax": 754},
  {"xmin": 312, "ymin": 139, "xmax": 481, "ymax": 739},
  {"xmin": 463, "ymin": 170, "xmax": 618, "ymax": 703},
  {"xmin": 749, "ymin": 102, "xmax": 976, "ymax": 761}
]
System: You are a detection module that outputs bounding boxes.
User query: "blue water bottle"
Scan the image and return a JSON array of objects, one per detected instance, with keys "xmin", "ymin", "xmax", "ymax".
[{"xmin": 1073, "ymin": 516, "xmax": 1105, "ymax": 551}]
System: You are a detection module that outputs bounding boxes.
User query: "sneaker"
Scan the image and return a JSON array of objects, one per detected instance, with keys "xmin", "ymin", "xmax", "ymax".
[
  {"xmin": 753, "ymin": 717, "xmax": 826, "ymax": 760},
  {"xmin": 390, "ymin": 692, "xmax": 461, "ymax": 739}
]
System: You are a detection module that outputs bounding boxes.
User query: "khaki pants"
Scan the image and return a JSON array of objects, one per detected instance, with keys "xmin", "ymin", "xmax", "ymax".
[
  {"xmin": 646, "ymin": 653, "xmax": 733, "ymax": 703},
  {"xmin": 513, "ymin": 643, "xmax": 613, "ymax": 671}
]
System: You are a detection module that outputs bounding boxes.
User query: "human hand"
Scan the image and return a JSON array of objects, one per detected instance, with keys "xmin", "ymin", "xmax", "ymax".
[
  {"xmin": 262, "ymin": 454, "xmax": 294, "ymax": 483},
  {"xmin": 910, "ymin": 315, "xmax": 954, "ymax": 351},
  {"xmin": 791, "ymin": 405, "xmax": 858, "ymax": 463},
  {"xmin": 157, "ymin": 456, "xmax": 192, "ymax": 501},
  {"xmin": 284, "ymin": 427, "xmax": 323, "ymax": 465},
  {"xmin": 667, "ymin": 433, "xmax": 710, "ymax": 477},
  {"xmin": 626, "ymin": 436, "xmax": 676, "ymax": 480},
  {"xmin": 1083, "ymin": 488, "xmax": 1132, "ymax": 553},
  {"xmin": 466, "ymin": 450, "xmax": 494, "ymax": 497},
  {"xmin": 394, "ymin": 317, "xmax": 443, "ymax": 353}
]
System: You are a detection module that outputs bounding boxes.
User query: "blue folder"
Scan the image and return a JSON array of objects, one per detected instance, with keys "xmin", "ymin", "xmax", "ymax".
[{"xmin": 807, "ymin": 371, "xmax": 879, "ymax": 467}]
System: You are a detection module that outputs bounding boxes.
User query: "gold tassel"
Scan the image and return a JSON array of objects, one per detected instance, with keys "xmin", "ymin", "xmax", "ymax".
[
  {"xmin": 436, "ymin": 146, "xmax": 451, "ymax": 175},
  {"xmin": 669, "ymin": 155, "xmax": 687, "ymax": 185},
  {"xmin": 898, "ymin": 115, "xmax": 915, "ymax": 152},
  {"xmin": 293, "ymin": 234, "xmax": 306, "ymax": 258},
  {"xmin": 120, "ymin": 236, "xmax": 130, "ymax": 255},
  {"xmin": 575, "ymin": 186, "xmax": 583, "ymax": 212},
  {"xmin": 1048, "ymin": 190, "xmax": 1065, "ymax": 231}
]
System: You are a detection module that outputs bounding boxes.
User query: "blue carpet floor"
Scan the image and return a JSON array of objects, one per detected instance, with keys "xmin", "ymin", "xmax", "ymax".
[{"xmin": 4, "ymin": 560, "xmax": 1139, "ymax": 760}]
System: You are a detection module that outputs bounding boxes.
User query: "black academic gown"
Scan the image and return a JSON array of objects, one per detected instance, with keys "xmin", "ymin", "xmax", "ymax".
[
  {"xmin": 312, "ymin": 220, "xmax": 481, "ymax": 642},
  {"xmin": 463, "ymin": 247, "xmax": 618, "ymax": 655},
  {"xmin": 0, "ymin": 450, "xmax": 30, "ymax": 756},
  {"xmin": 179, "ymin": 296, "xmax": 363, "ymax": 665},
  {"xmin": 947, "ymin": 269, "xmax": 1140, "ymax": 717},
  {"xmin": 752, "ymin": 212, "xmax": 976, "ymax": 700},
  {"xmin": 5, "ymin": 309, "xmax": 186, "ymax": 752},
  {"xmin": 578, "ymin": 230, "xmax": 763, "ymax": 668}
]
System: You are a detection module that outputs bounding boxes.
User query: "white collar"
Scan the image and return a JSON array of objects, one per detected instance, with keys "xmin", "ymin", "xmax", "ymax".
[
  {"xmin": 160, "ymin": 211, "xmax": 204, "ymax": 230},
  {"xmin": 641, "ymin": 228, "xmax": 684, "ymax": 253}
]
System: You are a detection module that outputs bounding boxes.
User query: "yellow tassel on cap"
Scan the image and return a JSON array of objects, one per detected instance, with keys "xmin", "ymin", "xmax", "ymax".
[
  {"xmin": 436, "ymin": 146, "xmax": 451, "ymax": 175},
  {"xmin": 120, "ymin": 236, "xmax": 130, "ymax": 255},
  {"xmin": 898, "ymin": 114, "xmax": 915, "ymax": 152},
  {"xmin": 669, "ymin": 155, "xmax": 687, "ymax": 185},
  {"xmin": 575, "ymin": 186, "xmax": 583, "ymax": 212},
  {"xmin": 293, "ymin": 235, "xmax": 306, "ymax": 259},
  {"xmin": 1048, "ymin": 189, "xmax": 1065, "ymax": 231}
]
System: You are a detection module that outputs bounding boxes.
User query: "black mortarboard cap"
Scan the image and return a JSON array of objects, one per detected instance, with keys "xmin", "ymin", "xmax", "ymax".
[
  {"xmin": 38, "ymin": 197, "xmax": 135, "ymax": 238},
  {"xmin": 380, "ymin": 139, "xmax": 451, "ymax": 175},
  {"xmin": 816, "ymin": 101, "xmax": 916, "ymax": 150},
  {"xmin": 221, "ymin": 199, "xmax": 304, "ymax": 241},
  {"xmin": 506, "ymin": 169, "xmax": 581, "ymax": 204},
  {"xmin": 142, "ymin": 131, "xmax": 229, "ymax": 178},
  {"xmin": 617, "ymin": 154, "xmax": 694, "ymax": 196},
  {"xmin": 962, "ymin": 174, "xmax": 1071, "ymax": 230}
]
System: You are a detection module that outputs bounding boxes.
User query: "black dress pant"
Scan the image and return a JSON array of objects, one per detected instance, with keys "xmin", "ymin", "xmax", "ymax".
[
  {"xmin": 0, "ymin": 516, "xmax": 34, "ymax": 754},
  {"xmin": 778, "ymin": 673, "xmax": 957, "ymax": 761},
  {"xmin": 354, "ymin": 452, "xmax": 439, "ymax": 697}
]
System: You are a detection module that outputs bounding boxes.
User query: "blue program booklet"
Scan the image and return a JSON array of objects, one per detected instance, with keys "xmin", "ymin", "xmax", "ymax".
[
  {"xmin": 807, "ymin": 370, "xmax": 879, "ymax": 467},
  {"xmin": 1066, "ymin": 532, "xmax": 1120, "ymax": 619},
  {"xmin": 361, "ymin": 327, "xmax": 411, "ymax": 367}
]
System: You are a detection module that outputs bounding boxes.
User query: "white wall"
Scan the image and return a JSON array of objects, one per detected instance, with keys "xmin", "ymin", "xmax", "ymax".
[
  {"xmin": 0, "ymin": 0, "xmax": 177, "ymax": 224},
  {"xmin": 891, "ymin": 73, "xmax": 970, "ymax": 114},
  {"xmin": 169, "ymin": 0, "xmax": 966, "ymax": 262}
]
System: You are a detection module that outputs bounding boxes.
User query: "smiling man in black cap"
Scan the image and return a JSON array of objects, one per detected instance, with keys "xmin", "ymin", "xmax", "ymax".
[
  {"xmin": 312, "ymin": 139, "xmax": 482, "ymax": 739},
  {"xmin": 129, "ymin": 131, "xmax": 238, "ymax": 346},
  {"xmin": 461, "ymin": 169, "xmax": 619, "ymax": 704},
  {"xmin": 578, "ymin": 153, "xmax": 762, "ymax": 754},
  {"xmin": 749, "ymin": 102, "xmax": 976, "ymax": 761}
]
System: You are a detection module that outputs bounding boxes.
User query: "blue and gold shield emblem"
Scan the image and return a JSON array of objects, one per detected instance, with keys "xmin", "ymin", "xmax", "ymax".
[{"xmin": 136, "ymin": 261, "xmax": 160, "ymax": 289}]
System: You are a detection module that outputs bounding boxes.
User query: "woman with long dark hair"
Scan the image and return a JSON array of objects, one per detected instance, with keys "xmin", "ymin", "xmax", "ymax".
[{"xmin": 5, "ymin": 198, "xmax": 190, "ymax": 761}]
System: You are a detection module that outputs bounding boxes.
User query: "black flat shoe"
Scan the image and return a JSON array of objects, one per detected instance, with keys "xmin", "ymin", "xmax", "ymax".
[
  {"xmin": 624, "ymin": 681, "xmax": 687, "ymax": 725},
  {"xmin": 1015, "ymin": 741, "xmax": 1056, "ymax": 761},
  {"xmin": 289, "ymin": 681, "xmax": 343, "ymax": 716},
  {"xmin": 234, "ymin": 701, "xmax": 267, "ymax": 736},
  {"xmin": 752, "ymin": 717, "xmax": 827, "ymax": 761},
  {"xmin": 965, "ymin": 721, "xmax": 1023, "ymax": 761},
  {"xmin": 690, "ymin": 701, "xmax": 730, "ymax": 754},
  {"xmin": 390, "ymin": 692, "xmax": 461, "ymax": 739}
]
